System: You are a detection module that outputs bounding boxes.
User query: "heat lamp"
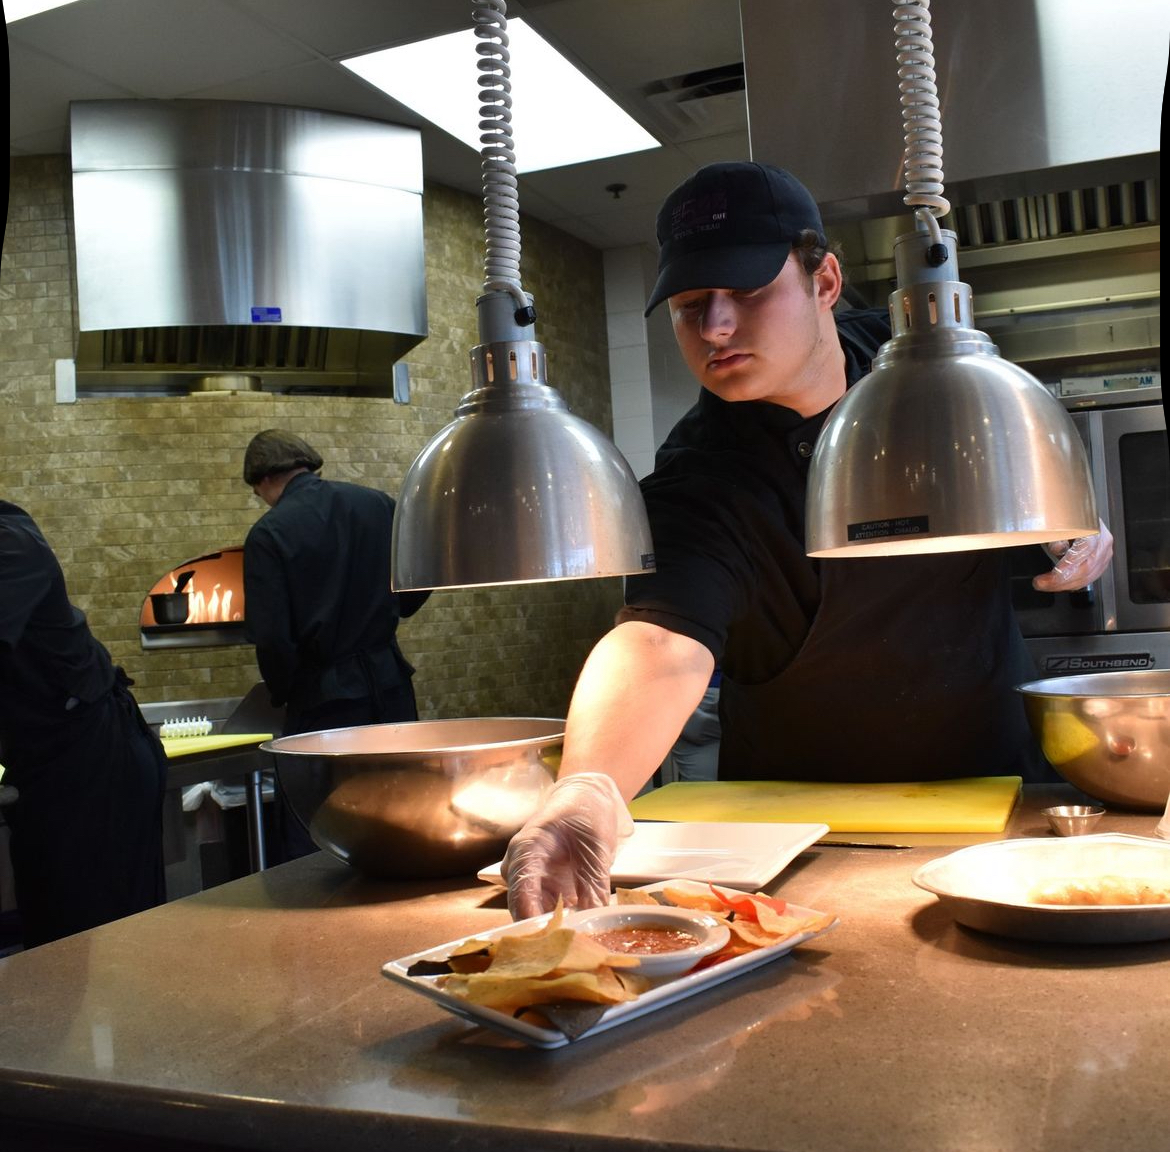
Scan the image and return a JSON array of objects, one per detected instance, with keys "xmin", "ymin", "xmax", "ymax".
[
  {"xmin": 390, "ymin": 0, "xmax": 655, "ymax": 591},
  {"xmin": 804, "ymin": 0, "xmax": 1098, "ymax": 558}
]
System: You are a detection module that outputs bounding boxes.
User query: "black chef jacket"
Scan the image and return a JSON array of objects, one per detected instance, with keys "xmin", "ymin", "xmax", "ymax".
[
  {"xmin": 243, "ymin": 473, "xmax": 430, "ymax": 729},
  {"xmin": 0, "ymin": 501, "xmax": 167, "ymax": 947},
  {"xmin": 618, "ymin": 309, "xmax": 1046, "ymax": 783}
]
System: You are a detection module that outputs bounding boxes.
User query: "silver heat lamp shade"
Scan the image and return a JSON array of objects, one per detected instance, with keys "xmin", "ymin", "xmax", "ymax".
[
  {"xmin": 391, "ymin": 292, "xmax": 655, "ymax": 590},
  {"xmin": 806, "ymin": 229, "xmax": 1098, "ymax": 558}
]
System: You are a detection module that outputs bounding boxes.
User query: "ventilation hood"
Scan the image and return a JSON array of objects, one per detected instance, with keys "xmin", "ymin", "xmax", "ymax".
[
  {"xmin": 739, "ymin": 0, "xmax": 1163, "ymax": 383},
  {"xmin": 69, "ymin": 100, "xmax": 428, "ymax": 396}
]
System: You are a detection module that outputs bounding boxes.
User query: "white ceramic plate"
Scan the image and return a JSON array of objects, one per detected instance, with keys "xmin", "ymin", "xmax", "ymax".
[
  {"xmin": 382, "ymin": 882, "xmax": 838, "ymax": 1049},
  {"xmin": 912, "ymin": 833, "xmax": 1170, "ymax": 944},
  {"xmin": 476, "ymin": 820, "xmax": 829, "ymax": 891}
]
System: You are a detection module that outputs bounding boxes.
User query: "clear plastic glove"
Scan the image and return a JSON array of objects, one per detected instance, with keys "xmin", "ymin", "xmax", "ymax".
[
  {"xmin": 501, "ymin": 772, "xmax": 634, "ymax": 921},
  {"xmin": 1032, "ymin": 519, "xmax": 1114, "ymax": 593},
  {"xmin": 1156, "ymin": 791, "xmax": 1170, "ymax": 841}
]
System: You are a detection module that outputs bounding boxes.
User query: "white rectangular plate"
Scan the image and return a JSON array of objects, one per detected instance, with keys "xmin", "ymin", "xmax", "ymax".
[
  {"xmin": 383, "ymin": 882, "xmax": 838, "ymax": 1049},
  {"xmin": 477, "ymin": 820, "xmax": 829, "ymax": 891}
]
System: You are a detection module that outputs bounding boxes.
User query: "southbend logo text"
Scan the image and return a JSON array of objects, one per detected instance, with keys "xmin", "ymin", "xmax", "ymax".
[{"xmin": 1043, "ymin": 653, "xmax": 1155, "ymax": 672}]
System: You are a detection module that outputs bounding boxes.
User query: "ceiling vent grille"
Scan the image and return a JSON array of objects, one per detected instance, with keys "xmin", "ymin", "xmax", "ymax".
[{"xmin": 642, "ymin": 63, "xmax": 746, "ymax": 135}]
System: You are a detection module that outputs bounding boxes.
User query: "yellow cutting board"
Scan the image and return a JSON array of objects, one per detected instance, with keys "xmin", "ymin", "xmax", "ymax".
[
  {"xmin": 162, "ymin": 733, "xmax": 273, "ymax": 759},
  {"xmin": 628, "ymin": 777, "xmax": 1022, "ymax": 833}
]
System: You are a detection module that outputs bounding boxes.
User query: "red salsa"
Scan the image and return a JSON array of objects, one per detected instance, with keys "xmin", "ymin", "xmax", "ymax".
[{"xmin": 590, "ymin": 925, "xmax": 700, "ymax": 955}]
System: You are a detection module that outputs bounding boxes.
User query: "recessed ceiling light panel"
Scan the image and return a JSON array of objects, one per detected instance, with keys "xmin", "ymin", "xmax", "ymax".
[
  {"xmin": 341, "ymin": 19, "xmax": 658, "ymax": 173},
  {"xmin": 5, "ymin": 0, "xmax": 84, "ymax": 21}
]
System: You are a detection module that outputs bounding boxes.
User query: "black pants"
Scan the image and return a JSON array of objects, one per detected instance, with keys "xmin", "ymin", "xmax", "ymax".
[
  {"xmin": 6, "ymin": 686, "xmax": 168, "ymax": 948},
  {"xmin": 273, "ymin": 685, "xmax": 419, "ymax": 864}
]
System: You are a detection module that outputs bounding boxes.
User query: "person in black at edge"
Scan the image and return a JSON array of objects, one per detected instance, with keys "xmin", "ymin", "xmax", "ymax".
[
  {"xmin": 0, "ymin": 501, "xmax": 168, "ymax": 949},
  {"xmin": 242, "ymin": 430, "xmax": 431, "ymax": 861},
  {"xmin": 503, "ymin": 162, "xmax": 1115, "ymax": 920}
]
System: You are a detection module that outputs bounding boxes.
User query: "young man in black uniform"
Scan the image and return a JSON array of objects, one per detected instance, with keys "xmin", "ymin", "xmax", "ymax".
[
  {"xmin": 0, "ymin": 501, "xmax": 168, "ymax": 948},
  {"xmin": 503, "ymin": 162, "xmax": 1113, "ymax": 920},
  {"xmin": 242, "ymin": 430, "xmax": 431, "ymax": 859}
]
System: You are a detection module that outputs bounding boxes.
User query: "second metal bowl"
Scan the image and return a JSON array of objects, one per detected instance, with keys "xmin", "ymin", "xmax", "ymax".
[
  {"xmin": 261, "ymin": 717, "xmax": 563, "ymax": 880},
  {"xmin": 1017, "ymin": 670, "xmax": 1170, "ymax": 811}
]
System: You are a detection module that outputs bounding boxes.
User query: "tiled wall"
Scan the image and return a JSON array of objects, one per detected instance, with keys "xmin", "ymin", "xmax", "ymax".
[
  {"xmin": 1, "ymin": 155, "xmax": 623, "ymax": 721},
  {"xmin": 602, "ymin": 245, "xmax": 707, "ymax": 479}
]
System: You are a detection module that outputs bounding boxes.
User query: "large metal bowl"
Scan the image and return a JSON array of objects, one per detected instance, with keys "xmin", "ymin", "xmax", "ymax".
[
  {"xmin": 1016, "ymin": 670, "xmax": 1170, "ymax": 811},
  {"xmin": 261, "ymin": 717, "xmax": 563, "ymax": 879}
]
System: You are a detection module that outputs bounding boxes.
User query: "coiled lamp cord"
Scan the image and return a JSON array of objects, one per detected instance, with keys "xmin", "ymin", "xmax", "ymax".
[
  {"xmin": 894, "ymin": 0, "xmax": 950, "ymax": 245},
  {"xmin": 473, "ymin": 0, "xmax": 530, "ymax": 312}
]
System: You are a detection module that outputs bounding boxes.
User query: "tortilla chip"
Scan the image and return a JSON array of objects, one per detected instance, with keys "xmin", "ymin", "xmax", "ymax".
[
  {"xmin": 728, "ymin": 910, "xmax": 834, "ymax": 949},
  {"xmin": 404, "ymin": 957, "xmax": 458, "ymax": 977},
  {"xmin": 660, "ymin": 883, "xmax": 728, "ymax": 913},
  {"xmin": 484, "ymin": 926, "xmax": 640, "ymax": 980},
  {"xmin": 450, "ymin": 938, "xmax": 493, "ymax": 957},
  {"xmin": 614, "ymin": 888, "xmax": 660, "ymax": 906},
  {"xmin": 442, "ymin": 966, "xmax": 646, "ymax": 1013},
  {"xmin": 518, "ymin": 1001, "xmax": 611, "ymax": 1039},
  {"xmin": 691, "ymin": 939, "xmax": 757, "ymax": 971}
]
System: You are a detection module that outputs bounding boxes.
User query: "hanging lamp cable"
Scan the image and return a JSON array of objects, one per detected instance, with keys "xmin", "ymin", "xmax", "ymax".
[
  {"xmin": 894, "ymin": 1, "xmax": 950, "ymax": 247},
  {"xmin": 472, "ymin": 0, "xmax": 531, "ymax": 314}
]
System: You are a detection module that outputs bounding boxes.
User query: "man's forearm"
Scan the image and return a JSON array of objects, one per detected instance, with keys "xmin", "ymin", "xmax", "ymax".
[{"xmin": 558, "ymin": 621, "xmax": 715, "ymax": 800}]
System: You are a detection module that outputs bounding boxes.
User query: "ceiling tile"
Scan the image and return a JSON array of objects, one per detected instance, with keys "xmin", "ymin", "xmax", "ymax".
[{"xmin": 10, "ymin": 0, "xmax": 313, "ymax": 97}]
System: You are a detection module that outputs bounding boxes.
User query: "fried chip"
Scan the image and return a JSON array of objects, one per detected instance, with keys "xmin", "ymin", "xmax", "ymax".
[
  {"xmin": 659, "ymin": 883, "xmax": 728, "ymax": 913},
  {"xmin": 442, "ymin": 966, "xmax": 647, "ymax": 1013},
  {"xmin": 404, "ymin": 957, "xmax": 457, "ymax": 977},
  {"xmin": 708, "ymin": 887, "xmax": 789, "ymax": 920},
  {"xmin": 518, "ymin": 1001, "xmax": 611, "ymax": 1039},
  {"xmin": 691, "ymin": 939, "xmax": 757, "ymax": 971},
  {"xmin": 614, "ymin": 887, "xmax": 660, "ymax": 906},
  {"xmin": 485, "ymin": 927, "xmax": 639, "ymax": 980},
  {"xmin": 728, "ymin": 910, "xmax": 835, "ymax": 949}
]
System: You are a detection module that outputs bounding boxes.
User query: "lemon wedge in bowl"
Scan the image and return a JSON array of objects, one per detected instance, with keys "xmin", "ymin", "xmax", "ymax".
[{"xmin": 1040, "ymin": 711, "xmax": 1101, "ymax": 764}]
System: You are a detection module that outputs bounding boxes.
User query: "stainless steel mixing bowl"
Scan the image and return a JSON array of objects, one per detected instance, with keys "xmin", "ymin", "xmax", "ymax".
[
  {"xmin": 261, "ymin": 717, "xmax": 563, "ymax": 879},
  {"xmin": 1017, "ymin": 670, "xmax": 1170, "ymax": 811}
]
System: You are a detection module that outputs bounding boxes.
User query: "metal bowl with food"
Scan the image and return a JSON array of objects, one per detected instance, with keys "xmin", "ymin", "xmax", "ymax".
[
  {"xmin": 1016, "ymin": 669, "xmax": 1170, "ymax": 811},
  {"xmin": 912, "ymin": 834, "xmax": 1170, "ymax": 944},
  {"xmin": 261, "ymin": 717, "xmax": 563, "ymax": 880}
]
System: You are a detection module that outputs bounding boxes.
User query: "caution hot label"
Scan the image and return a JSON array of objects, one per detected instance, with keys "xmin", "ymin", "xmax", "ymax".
[{"xmin": 847, "ymin": 516, "xmax": 930, "ymax": 543}]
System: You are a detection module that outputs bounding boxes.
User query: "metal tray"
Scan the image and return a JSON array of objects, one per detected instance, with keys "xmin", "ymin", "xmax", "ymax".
[{"xmin": 912, "ymin": 834, "xmax": 1170, "ymax": 944}]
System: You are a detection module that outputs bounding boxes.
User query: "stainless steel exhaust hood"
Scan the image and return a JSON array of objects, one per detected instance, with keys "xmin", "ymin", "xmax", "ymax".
[
  {"xmin": 739, "ymin": 0, "xmax": 1163, "ymax": 381},
  {"xmin": 69, "ymin": 100, "xmax": 428, "ymax": 396}
]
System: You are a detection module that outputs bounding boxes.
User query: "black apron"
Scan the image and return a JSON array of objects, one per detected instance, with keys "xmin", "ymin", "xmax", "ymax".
[
  {"xmin": 717, "ymin": 552, "xmax": 1046, "ymax": 783},
  {"xmin": 5, "ymin": 673, "xmax": 168, "ymax": 947}
]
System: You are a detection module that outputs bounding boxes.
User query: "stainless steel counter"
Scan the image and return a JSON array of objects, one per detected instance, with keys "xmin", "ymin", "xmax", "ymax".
[{"xmin": 0, "ymin": 785, "xmax": 1167, "ymax": 1152}]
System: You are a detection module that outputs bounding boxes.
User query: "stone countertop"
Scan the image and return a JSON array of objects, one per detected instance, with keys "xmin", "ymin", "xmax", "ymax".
[{"xmin": 0, "ymin": 785, "xmax": 1167, "ymax": 1152}]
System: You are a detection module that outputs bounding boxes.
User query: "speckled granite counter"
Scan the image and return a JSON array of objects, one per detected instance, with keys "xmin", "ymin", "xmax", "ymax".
[{"xmin": 1, "ymin": 785, "xmax": 1167, "ymax": 1152}]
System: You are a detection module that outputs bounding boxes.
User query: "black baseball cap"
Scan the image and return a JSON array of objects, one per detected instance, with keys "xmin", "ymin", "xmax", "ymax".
[{"xmin": 644, "ymin": 162, "xmax": 825, "ymax": 316}]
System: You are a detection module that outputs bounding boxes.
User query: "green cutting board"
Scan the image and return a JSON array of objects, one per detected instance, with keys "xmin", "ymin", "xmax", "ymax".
[{"xmin": 628, "ymin": 777, "xmax": 1022, "ymax": 833}]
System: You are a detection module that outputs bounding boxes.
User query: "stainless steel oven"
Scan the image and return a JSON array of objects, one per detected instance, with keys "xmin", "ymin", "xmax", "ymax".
[{"xmin": 1009, "ymin": 391, "xmax": 1169, "ymax": 676}]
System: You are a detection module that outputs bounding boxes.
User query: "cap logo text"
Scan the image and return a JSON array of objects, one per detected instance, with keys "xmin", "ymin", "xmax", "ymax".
[{"xmin": 671, "ymin": 191, "xmax": 729, "ymax": 241}]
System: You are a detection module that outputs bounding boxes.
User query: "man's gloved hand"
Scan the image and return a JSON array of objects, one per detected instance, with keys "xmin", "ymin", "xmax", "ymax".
[
  {"xmin": 1032, "ymin": 519, "xmax": 1114, "ymax": 593},
  {"xmin": 502, "ymin": 772, "xmax": 634, "ymax": 921}
]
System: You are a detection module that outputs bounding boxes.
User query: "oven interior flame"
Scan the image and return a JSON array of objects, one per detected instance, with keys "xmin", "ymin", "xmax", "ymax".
[{"xmin": 141, "ymin": 547, "xmax": 246, "ymax": 629}]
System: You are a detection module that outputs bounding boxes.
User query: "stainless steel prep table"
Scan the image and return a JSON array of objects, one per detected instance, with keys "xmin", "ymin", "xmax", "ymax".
[
  {"xmin": 0, "ymin": 785, "xmax": 1166, "ymax": 1152},
  {"xmin": 162, "ymin": 733, "xmax": 274, "ymax": 874}
]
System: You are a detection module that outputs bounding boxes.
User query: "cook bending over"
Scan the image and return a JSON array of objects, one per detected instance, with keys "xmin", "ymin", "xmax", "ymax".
[{"xmin": 503, "ymin": 162, "xmax": 1112, "ymax": 920}]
